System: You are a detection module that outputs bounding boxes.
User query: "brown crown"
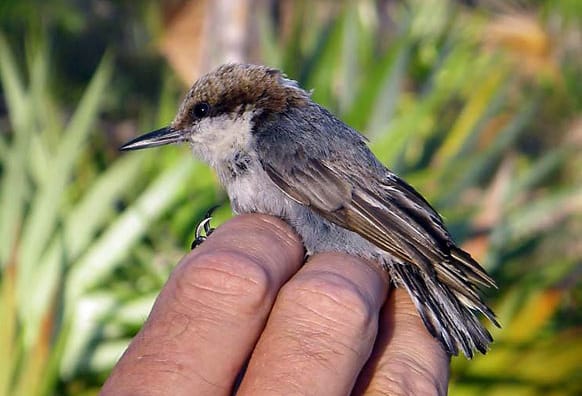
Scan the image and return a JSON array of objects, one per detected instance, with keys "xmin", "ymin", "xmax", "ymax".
[{"xmin": 172, "ymin": 63, "xmax": 310, "ymax": 129}]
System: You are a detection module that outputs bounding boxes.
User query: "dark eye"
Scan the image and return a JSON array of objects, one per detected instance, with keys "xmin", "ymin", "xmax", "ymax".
[{"xmin": 192, "ymin": 102, "xmax": 210, "ymax": 118}]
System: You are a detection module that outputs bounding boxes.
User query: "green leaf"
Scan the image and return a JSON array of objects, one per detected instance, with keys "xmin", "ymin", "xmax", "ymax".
[
  {"xmin": 65, "ymin": 158, "xmax": 195, "ymax": 302},
  {"xmin": 0, "ymin": 33, "xmax": 31, "ymax": 265},
  {"xmin": 16, "ymin": 54, "xmax": 113, "ymax": 345}
]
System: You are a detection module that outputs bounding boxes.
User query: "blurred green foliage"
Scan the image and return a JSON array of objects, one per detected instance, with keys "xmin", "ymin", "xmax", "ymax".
[{"xmin": 0, "ymin": 0, "xmax": 580, "ymax": 395}]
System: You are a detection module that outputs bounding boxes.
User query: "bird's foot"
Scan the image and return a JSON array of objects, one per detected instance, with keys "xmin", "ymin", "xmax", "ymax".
[{"xmin": 191, "ymin": 205, "xmax": 219, "ymax": 249}]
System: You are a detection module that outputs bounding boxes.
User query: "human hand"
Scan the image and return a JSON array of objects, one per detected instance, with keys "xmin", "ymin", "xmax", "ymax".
[{"xmin": 101, "ymin": 214, "xmax": 449, "ymax": 395}]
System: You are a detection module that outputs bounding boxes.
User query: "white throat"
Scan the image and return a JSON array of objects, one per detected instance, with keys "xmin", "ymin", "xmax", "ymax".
[{"xmin": 188, "ymin": 111, "xmax": 256, "ymax": 171}]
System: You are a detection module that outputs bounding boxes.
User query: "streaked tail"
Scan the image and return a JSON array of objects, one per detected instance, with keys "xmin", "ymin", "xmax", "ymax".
[{"xmin": 388, "ymin": 246, "xmax": 500, "ymax": 358}]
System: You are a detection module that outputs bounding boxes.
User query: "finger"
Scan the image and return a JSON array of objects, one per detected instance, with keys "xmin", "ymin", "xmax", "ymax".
[
  {"xmin": 353, "ymin": 288, "xmax": 450, "ymax": 395},
  {"xmin": 237, "ymin": 253, "xmax": 390, "ymax": 396},
  {"xmin": 102, "ymin": 214, "xmax": 304, "ymax": 396}
]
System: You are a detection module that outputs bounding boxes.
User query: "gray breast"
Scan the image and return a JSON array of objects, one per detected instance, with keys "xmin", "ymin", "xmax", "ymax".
[{"xmin": 225, "ymin": 162, "xmax": 381, "ymax": 259}]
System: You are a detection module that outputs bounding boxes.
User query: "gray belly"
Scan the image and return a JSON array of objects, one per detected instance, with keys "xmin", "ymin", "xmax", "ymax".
[{"xmin": 225, "ymin": 169, "xmax": 382, "ymax": 260}]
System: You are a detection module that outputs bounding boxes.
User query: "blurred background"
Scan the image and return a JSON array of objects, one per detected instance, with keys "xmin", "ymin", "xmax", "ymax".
[{"xmin": 0, "ymin": 0, "xmax": 580, "ymax": 394}]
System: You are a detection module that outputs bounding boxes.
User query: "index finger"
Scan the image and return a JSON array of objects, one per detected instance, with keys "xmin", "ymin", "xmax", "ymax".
[
  {"xmin": 237, "ymin": 253, "xmax": 390, "ymax": 395},
  {"xmin": 102, "ymin": 214, "xmax": 304, "ymax": 396}
]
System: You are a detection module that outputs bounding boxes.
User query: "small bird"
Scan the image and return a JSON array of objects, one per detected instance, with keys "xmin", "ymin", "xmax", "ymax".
[{"xmin": 120, "ymin": 63, "xmax": 499, "ymax": 358}]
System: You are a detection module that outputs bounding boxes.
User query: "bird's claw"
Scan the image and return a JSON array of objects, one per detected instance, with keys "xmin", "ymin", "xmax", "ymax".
[{"xmin": 191, "ymin": 205, "xmax": 219, "ymax": 249}]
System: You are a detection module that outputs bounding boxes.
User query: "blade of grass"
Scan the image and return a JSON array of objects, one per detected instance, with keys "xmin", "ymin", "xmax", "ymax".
[
  {"xmin": 0, "ymin": 263, "xmax": 17, "ymax": 396},
  {"xmin": 19, "ymin": 54, "xmax": 113, "ymax": 277},
  {"xmin": 0, "ymin": 34, "xmax": 31, "ymax": 265},
  {"xmin": 65, "ymin": 157, "xmax": 196, "ymax": 303},
  {"xmin": 0, "ymin": 33, "xmax": 28, "ymax": 132},
  {"xmin": 336, "ymin": 6, "xmax": 361, "ymax": 114},
  {"xmin": 436, "ymin": 98, "xmax": 538, "ymax": 207},
  {"xmin": 302, "ymin": 11, "xmax": 346, "ymax": 110},
  {"xmin": 61, "ymin": 291, "xmax": 158, "ymax": 377},
  {"xmin": 343, "ymin": 36, "xmax": 411, "ymax": 133},
  {"xmin": 256, "ymin": 7, "xmax": 281, "ymax": 67},
  {"xmin": 22, "ymin": 154, "xmax": 146, "ymax": 348},
  {"xmin": 499, "ymin": 187, "xmax": 582, "ymax": 244},
  {"xmin": 17, "ymin": 55, "xmax": 113, "ymax": 344},
  {"xmin": 364, "ymin": 40, "xmax": 411, "ymax": 138},
  {"xmin": 44, "ymin": 154, "xmax": 146, "ymax": 266},
  {"xmin": 506, "ymin": 146, "xmax": 574, "ymax": 201},
  {"xmin": 12, "ymin": 291, "xmax": 56, "ymax": 396},
  {"xmin": 434, "ymin": 68, "xmax": 506, "ymax": 165}
]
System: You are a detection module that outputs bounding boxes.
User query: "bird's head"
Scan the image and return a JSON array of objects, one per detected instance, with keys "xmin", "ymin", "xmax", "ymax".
[{"xmin": 120, "ymin": 63, "xmax": 310, "ymax": 167}]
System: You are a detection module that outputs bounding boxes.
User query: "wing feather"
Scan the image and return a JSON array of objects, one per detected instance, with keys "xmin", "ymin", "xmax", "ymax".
[
  {"xmin": 265, "ymin": 157, "xmax": 449, "ymax": 274},
  {"xmin": 263, "ymin": 156, "xmax": 496, "ymax": 293},
  {"xmin": 254, "ymin": 104, "xmax": 498, "ymax": 357}
]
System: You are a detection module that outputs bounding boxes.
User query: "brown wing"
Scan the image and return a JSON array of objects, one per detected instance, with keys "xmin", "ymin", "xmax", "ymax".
[
  {"xmin": 255, "ymin": 105, "xmax": 498, "ymax": 358},
  {"xmin": 263, "ymin": 157, "xmax": 495, "ymax": 289}
]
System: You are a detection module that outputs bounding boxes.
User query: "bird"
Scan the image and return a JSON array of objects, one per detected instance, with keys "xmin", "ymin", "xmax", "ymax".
[{"xmin": 120, "ymin": 63, "xmax": 499, "ymax": 358}]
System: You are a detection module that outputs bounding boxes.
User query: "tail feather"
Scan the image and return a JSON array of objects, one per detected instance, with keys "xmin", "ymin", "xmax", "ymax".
[
  {"xmin": 451, "ymin": 247, "xmax": 497, "ymax": 289},
  {"xmin": 388, "ymin": 249, "xmax": 499, "ymax": 358}
]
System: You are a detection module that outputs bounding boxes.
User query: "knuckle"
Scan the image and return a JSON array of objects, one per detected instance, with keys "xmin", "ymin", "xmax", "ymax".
[
  {"xmin": 374, "ymin": 358, "xmax": 447, "ymax": 396},
  {"xmin": 375, "ymin": 377, "xmax": 444, "ymax": 396},
  {"xmin": 174, "ymin": 250, "xmax": 272, "ymax": 316},
  {"xmin": 282, "ymin": 271, "xmax": 376, "ymax": 335}
]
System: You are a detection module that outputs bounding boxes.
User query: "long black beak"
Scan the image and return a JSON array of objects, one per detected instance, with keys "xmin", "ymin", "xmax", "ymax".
[{"xmin": 119, "ymin": 127, "xmax": 185, "ymax": 151}]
